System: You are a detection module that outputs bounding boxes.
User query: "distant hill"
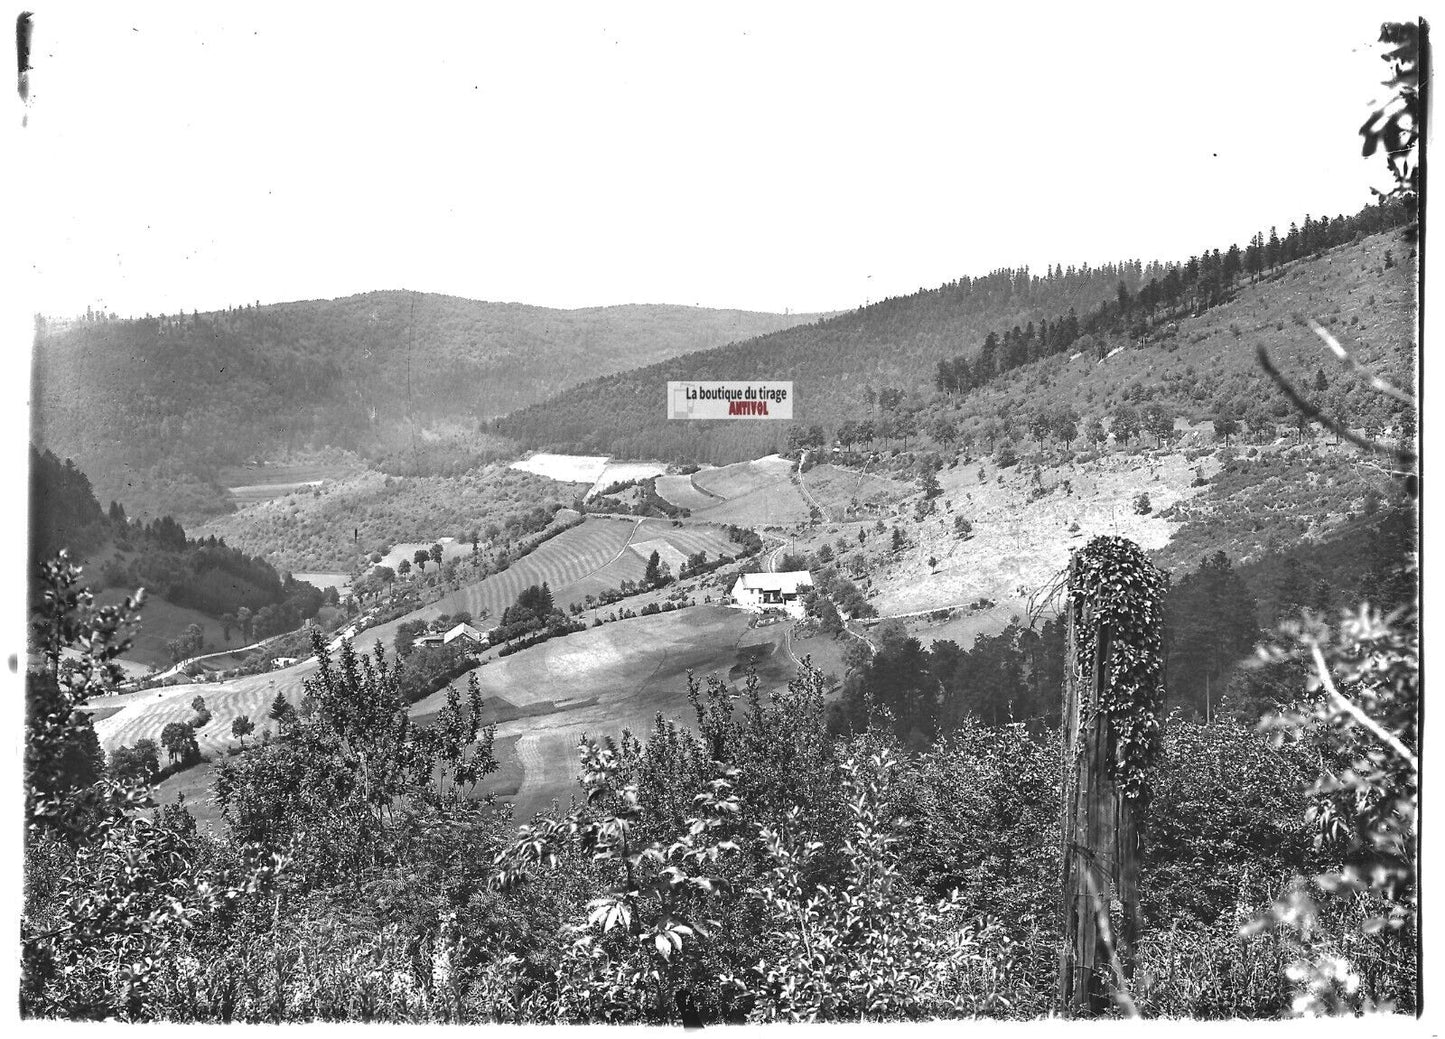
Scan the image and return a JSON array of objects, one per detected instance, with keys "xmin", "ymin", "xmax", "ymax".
[
  {"xmin": 495, "ymin": 200, "xmax": 1410, "ymax": 464},
  {"xmin": 31, "ymin": 293, "xmax": 825, "ymax": 521}
]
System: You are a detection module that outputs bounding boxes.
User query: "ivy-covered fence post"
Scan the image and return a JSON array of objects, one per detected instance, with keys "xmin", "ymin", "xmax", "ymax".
[{"xmin": 1058, "ymin": 536, "xmax": 1166, "ymax": 1016}]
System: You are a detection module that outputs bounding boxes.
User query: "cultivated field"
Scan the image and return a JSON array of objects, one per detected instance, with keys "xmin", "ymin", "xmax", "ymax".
[
  {"xmin": 510, "ymin": 453, "xmax": 610, "ymax": 485},
  {"xmin": 419, "ymin": 518, "xmax": 738, "ymax": 624},
  {"xmin": 91, "ymin": 594, "xmax": 460, "ymax": 830},
  {"xmin": 96, "ymin": 575, "xmax": 842, "ymax": 830},
  {"xmin": 629, "ymin": 538, "xmax": 689, "ymax": 574},
  {"xmin": 420, "ymin": 518, "xmax": 643, "ymax": 623},
  {"xmin": 692, "ymin": 454, "xmax": 792, "ymax": 498}
]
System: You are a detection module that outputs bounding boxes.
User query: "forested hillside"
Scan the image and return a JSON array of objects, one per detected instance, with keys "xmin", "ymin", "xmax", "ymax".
[
  {"xmin": 496, "ymin": 200, "xmax": 1411, "ymax": 463},
  {"xmin": 31, "ymin": 294, "xmax": 823, "ymax": 521},
  {"xmin": 28, "ymin": 445, "xmax": 326, "ymax": 649}
]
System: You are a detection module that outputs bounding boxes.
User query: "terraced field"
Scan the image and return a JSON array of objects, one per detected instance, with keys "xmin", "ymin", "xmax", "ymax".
[
  {"xmin": 417, "ymin": 518, "xmax": 641, "ymax": 621},
  {"xmin": 629, "ymin": 538, "xmax": 689, "ymax": 573},
  {"xmin": 646, "ymin": 523, "xmax": 737, "ymax": 559}
]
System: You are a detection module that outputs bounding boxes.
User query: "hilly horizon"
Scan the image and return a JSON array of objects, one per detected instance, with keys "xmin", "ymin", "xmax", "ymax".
[{"xmin": 31, "ymin": 291, "xmax": 828, "ymax": 522}]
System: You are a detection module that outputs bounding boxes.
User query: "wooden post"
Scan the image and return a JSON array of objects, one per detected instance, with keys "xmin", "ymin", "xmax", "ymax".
[{"xmin": 1058, "ymin": 538, "xmax": 1162, "ymax": 1017}]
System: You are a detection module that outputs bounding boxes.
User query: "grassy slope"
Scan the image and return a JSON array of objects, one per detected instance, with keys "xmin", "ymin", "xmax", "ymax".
[
  {"xmin": 94, "ymin": 589, "xmax": 253, "ymax": 671},
  {"xmin": 654, "ymin": 474, "xmax": 721, "ymax": 511},
  {"xmin": 410, "ymin": 605, "xmax": 807, "ymax": 819},
  {"xmin": 800, "ymin": 463, "xmax": 914, "ymax": 521},
  {"xmin": 659, "ymin": 456, "xmax": 812, "ymax": 526}
]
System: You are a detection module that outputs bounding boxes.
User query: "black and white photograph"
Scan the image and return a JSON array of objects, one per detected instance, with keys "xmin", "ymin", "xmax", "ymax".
[{"xmin": 12, "ymin": 2, "xmax": 1428, "ymax": 1024}]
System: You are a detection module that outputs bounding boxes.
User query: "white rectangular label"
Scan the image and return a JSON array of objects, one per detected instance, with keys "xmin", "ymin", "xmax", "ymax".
[{"xmin": 667, "ymin": 381, "xmax": 794, "ymax": 420}]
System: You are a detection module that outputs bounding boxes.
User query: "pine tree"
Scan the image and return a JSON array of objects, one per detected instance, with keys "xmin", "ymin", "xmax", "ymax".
[{"xmin": 269, "ymin": 691, "xmax": 294, "ymax": 727}]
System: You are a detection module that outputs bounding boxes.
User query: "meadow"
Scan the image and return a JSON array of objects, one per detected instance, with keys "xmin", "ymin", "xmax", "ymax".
[
  {"xmin": 410, "ymin": 604, "xmax": 802, "ymax": 818},
  {"xmin": 94, "ymin": 590, "xmax": 254, "ymax": 671},
  {"xmin": 655, "ymin": 455, "xmax": 812, "ymax": 526},
  {"xmin": 653, "ymin": 473, "xmax": 722, "ymax": 510}
]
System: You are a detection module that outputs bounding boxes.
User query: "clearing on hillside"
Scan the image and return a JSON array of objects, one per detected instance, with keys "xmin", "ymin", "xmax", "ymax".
[
  {"xmin": 293, "ymin": 572, "xmax": 351, "ymax": 596},
  {"xmin": 375, "ymin": 537, "xmax": 475, "ymax": 573},
  {"xmin": 588, "ymin": 460, "xmax": 670, "ymax": 498},
  {"xmin": 511, "ymin": 453, "xmax": 610, "ymax": 485},
  {"xmin": 220, "ymin": 459, "xmax": 359, "ymax": 506},
  {"xmin": 801, "ymin": 464, "xmax": 914, "ymax": 521}
]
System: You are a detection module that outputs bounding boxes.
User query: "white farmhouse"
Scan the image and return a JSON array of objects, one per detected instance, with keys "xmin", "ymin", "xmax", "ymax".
[
  {"xmin": 728, "ymin": 571, "xmax": 813, "ymax": 619},
  {"xmin": 442, "ymin": 622, "xmax": 490, "ymax": 647}
]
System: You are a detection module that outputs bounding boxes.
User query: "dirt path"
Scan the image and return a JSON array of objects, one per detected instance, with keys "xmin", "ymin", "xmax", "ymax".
[
  {"xmin": 145, "ymin": 631, "xmax": 287, "ymax": 683},
  {"xmin": 781, "ymin": 623, "xmax": 805, "ymax": 670},
  {"xmin": 795, "ymin": 451, "xmax": 830, "ymax": 522},
  {"xmin": 761, "ymin": 532, "xmax": 788, "ymax": 573},
  {"xmin": 574, "ymin": 517, "xmax": 646, "ymax": 581}
]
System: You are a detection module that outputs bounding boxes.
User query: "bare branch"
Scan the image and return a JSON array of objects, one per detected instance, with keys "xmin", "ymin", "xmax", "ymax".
[
  {"xmin": 1256, "ymin": 346, "xmax": 1416, "ymax": 466},
  {"xmin": 1307, "ymin": 639, "xmax": 1417, "ymax": 771},
  {"xmin": 1027, "ymin": 565, "xmax": 1069, "ymax": 626},
  {"xmin": 1309, "ymin": 320, "xmax": 1415, "ymax": 405}
]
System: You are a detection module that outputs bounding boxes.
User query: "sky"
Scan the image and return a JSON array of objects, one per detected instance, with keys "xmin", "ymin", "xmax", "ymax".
[{"xmin": 13, "ymin": 1, "xmax": 1411, "ymax": 319}]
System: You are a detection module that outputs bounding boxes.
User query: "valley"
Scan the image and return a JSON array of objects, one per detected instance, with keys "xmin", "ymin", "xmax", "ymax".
[
  {"xmin": 20, "ymin": 8, "xmax": 1427, "ymax": 1024},
  {"xmin": 29, "ymin": 216, "xmax": 1422, "ymax": 1023}
]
